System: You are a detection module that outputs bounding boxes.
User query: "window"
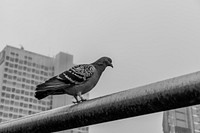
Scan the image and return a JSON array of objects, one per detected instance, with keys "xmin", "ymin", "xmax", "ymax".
[
  {"xmin": 5, "ymin": 62, "xmax": 9, "ymax": 66},
  {"xmin": 14, "ymin": 101, "xmax": 19, "ymax": 106},
  {"xmin": 14, "ymin": 108, "xmax": 18, "ymax": 113},
  {"xmin": 31, "ymin": 86, "xmax": 35, "ymax": 91},
  {"xmin": 1, "ymin": 92, "xmax": 5, "ymax": 96},
  {"xmin": 15, "ymin": 95, "xmax": 19, "ymax": 100},
  {"xmin": 3, "ymin": 113, "xmax": 8, "ymax": 117},
  {"xmin": 1, "ymin": 99, "xmax": 4, "ymax": 103},
  {"xmin": 35, "ymin": 70, "xmax": 39, "ymax": 74},
  {"xmin": 24, "ymin": 60, "xmax": 27, "ymax": 65},
  {"xmin": 8, "ymin": 75, "xmax": 12, "ymax": 79},
  {"xmin": 11, "ymin": 95, "xmax": 14, "ymax": 100},
  {"xmin": 21, "ymin": 90, "xmax": 24, "ymax": 94},
  {"xmin": 16, "ymin": 89, "xmax": 20, "ymax": 94},
  {"xmin": 26, "ymin": 79, "xmax": 30, "ymax": 84},
  {"xmin": 19, "ymin": 60, "xmax": 23, "ymax": 64},
  {"xmin": 44, "ymin": 72, "xmax": 48, "ymax": 76},
  {"xmin": 30, "ymin": 92, "xmax": 34, "ymax": 96},
  {"xmin": 10, "ymin": 57, "xmax": 14, "ymax": 62},
  {"xmin": 24, "ymin": 97, "xmax": 28, "ymax": 101},
  {"xmin": 44, "ymin": 67, "xmax": 48, "ymax": 71},
  {"xmin": 7, "ymin": 87, "xmax": 11, "ymax": 92},
  {"xmin": 25, "ymin": 85, "xmax": 30, "ymax": 89},
  {"xmin": 4, "ymin": 74, "xmax": 7, "ymax": 78},
  {"xmin": 28, "ymin": 62, "xmax": 32, "ymax": 66},
  {"xmin": 2, "ymin": 80, "xmax": 6, "ymax": 85},
  {"xmin": 28, "ymin": 111, "xmax": 32, "ymax": 115},
  {"xmin": 12, "ymin": 88, "xmax": 15, "ymax": 92},
  {"xmin": 23, "ymin": 66, "xmax": 27, "ymax": 71},
  {"xmin": 33, "ymin": 99, "xmax": 37, "ymax": 104},
  {"xmin": 0, "ymin": 105, "xmax": 3, "ymax": 109},
  {"xmin": 18, "ymin": 71, "xmax": 22, "ymax": 75},
  {"xmin": 25, "ymin": 91, "xmax": 29, "ymax": 96},
  {"xmin": 29, "ymin": 104, "xmax": 32, "ymax": 108},
  {"xmin": 36, "ymin": 64, "xmax": 40, "ymax": 68},
  {"xmin": 4, "ymin": 68, "xmax": 8, "ymax": 72},
  {"xmin": 21, "ymin": 84, "xmax": 25, "ymax": 89},
  {"xmin": 15, "ymin": 58, "xmax": 18, "ymax": 62},
  {"xmin": 42, "ymin": 107, "xmax": 45, "ymax": 111},
  {"xmin": 5, "ymin": 100, "xmax": 9, "ymax": 104},
  {"xmin": 6, "ymin": 56, "xmax": 9, "ymax": 60},
  {"xmin": 12, "ymin": 82, "xmax": 16, "ymax": 86},
  {"xmin": 24, "ymin": 103, "xmax": 28, "ymax": 108},
  {"xmin": 9, "ymin": 63, "xmax": 13, "ymax": 67},
  {"xmin": 18, "ymin": 65, "xmax": 22, "ymax": 70},
  {"xmin": 27, "ymin": 68, "xmax": 31, "ymax": 72},
  {"xmin": 33, "ymin": 105, "xmax": 37, "ymax": 109},
  {"xmin": 17, "ymin": 77, "xmax": 21, "ymax": 82},
  {"xmin": 20, "ymin": 103, "xmax": 23, "ymax": 107},
  {"xmin": 28, "ymin": 57, "xmax": 32, "ymax": 60},
  {"xmin": 10, "ymin": 107, "xmax": 13, "ymax": 111},
  {"xmin": 5, "ymin": 93, "xmax": 10, "ymax": 98},
  {"xmin": 10, "ymin": 101, "xmax": 14, "ymax": 105},
  {"xmin": 42, "ymin": 101, "xmax": 46, "ymax": 105},
  {"xmin": 8, "ymin": 69, "xmax": 13, "ymax": 73},
  {"xmin": 30, "ymin": 98, "xmax": 33, "ymax": 102},
  {"xmin": 19, "ymin": 109, "xmax": 23, "ymax": 113},
  {"xmin": 31, "ymin": 80, "xmax": 35, "ymax": 85},
  {"xmin": 10, "ymin": 52, "xmax": 15, "ymax": 55},
  {"xmin": 13, "ymin": 76, "xmax": 17, "ymax": 80},
  {"xmin": 13, "ymin": 114, "xmax": 18, "ymax": 118},
  {"xmin": 38, "ymin": 106, "xmax": 41, "ymax": 110},
  {"xmin": 23, "ymin": 72, "xmax": 26, "ymax": 76},
  {"xmin": 2, "ymin": 86, "xmax": 6, "ymax": 91},
  {"xmin": 35, "ymin": 75, "xmax": 39, "ymax": 80}
]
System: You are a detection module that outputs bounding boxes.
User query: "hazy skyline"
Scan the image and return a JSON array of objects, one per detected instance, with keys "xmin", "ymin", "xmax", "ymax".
[{"xmin": 1, "ymin": 0, "xmax": 200, "ymax": 133}]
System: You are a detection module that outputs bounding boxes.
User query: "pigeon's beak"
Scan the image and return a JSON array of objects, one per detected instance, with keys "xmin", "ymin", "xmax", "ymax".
[{"xmin": 109, "ymin": 63, "xmax": 113, "ymax": 68}]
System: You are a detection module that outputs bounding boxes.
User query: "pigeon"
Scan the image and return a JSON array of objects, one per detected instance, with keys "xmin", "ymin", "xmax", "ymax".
[{"xmin": 35, "ymin": 57, "xmax": 113, "ymax": 103}]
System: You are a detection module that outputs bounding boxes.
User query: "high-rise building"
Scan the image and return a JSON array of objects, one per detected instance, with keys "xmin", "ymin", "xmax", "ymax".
[
  {"xmin": 0, "ymin": 45, "xmax": 89, "ymax": 133},
  {"xmin": 162, "ymin": 105, "xmax": 200, "ymax": 133}
]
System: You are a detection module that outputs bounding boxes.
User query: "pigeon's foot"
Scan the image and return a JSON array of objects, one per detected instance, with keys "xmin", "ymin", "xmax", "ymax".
[
  {"xmin": 73, "ymin": 100, "xmax": 81, "ymax": 104},
  {"xmin": 81, "ymin": 99, "xmax": 87, "ymax": 102},
  {"xmin": 72, "ymin": 99, "xmax": 87, "ymax": 104}
]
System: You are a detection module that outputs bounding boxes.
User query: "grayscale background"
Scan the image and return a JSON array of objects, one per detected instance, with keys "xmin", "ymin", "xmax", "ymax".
[{"xmin": 1, "ymin": 0, "xmax": 200, "ymax": 133}]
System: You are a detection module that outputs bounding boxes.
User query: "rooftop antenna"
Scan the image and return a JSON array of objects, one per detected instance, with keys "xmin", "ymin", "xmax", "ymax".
[{"xmin": 20, "ymin": 45, "xmax": 24, "ymax": 50}]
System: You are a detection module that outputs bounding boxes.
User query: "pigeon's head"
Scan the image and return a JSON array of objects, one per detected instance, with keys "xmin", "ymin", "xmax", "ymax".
[{"xmin": 95, "ymin": 57, "xmax": 113, "ymax": 68}]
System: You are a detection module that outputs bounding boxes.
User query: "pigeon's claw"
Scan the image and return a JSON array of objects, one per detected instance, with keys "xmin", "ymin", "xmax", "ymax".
[
  {"xmin": 81, "ymin": 99, "xmax": 87, "ymax": 102},
  {"xmin": 73, "ymin": 101, "xmax": 81, "ymax": 104}
]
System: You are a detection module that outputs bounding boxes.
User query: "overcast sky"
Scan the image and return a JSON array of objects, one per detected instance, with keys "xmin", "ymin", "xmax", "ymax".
[{"xmin": 1, "ymin": 0, "xmax": 200, "ymax": 133}]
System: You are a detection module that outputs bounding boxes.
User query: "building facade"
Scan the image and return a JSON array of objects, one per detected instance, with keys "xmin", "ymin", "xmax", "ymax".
[
  {"xmin": 0, "ymin": 46, "xmax": 89, "ymax": 133},
  {"xmin": 162, "ymin": 105, "xmax": 200, "ymax": 133}
]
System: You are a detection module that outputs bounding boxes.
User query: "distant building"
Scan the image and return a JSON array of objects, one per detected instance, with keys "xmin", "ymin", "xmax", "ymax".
[
  {"xmin": 0, "ymin": 45, "xmax": 89, "ymax": 133},
  {"xmin": 162, "ymin": 105, "xmax": 200, "ymax": 133}
]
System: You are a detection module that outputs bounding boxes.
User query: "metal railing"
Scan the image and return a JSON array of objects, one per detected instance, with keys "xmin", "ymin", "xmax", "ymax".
[{"xmin": 1, "ymin": 71, "xmax": 200, "ymax": 133}]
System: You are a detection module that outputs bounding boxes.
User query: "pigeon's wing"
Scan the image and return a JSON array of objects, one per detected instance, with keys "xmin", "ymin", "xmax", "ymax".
[
  {"xmin": 35, "ymin": 64, "xmax": 95, "ymax": 99},
  {"xmin": 56, "ymin": 64, "xmax": 96, "ymax": 85}
]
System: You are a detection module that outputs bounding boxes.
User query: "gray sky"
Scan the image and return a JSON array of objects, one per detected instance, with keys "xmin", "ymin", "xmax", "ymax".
[{"xmin": 1, "ymin": 0, "xmax": 200, "ymax": 132}]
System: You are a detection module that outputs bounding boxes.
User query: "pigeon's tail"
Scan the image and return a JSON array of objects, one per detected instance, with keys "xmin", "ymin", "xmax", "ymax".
[
  {"xmin": 35, "ymin": 78, "xmax": 70, "ymax": 100},
  {"xmin": 35, "ymin": 91, "xmax": 49, "ymax": 100}
]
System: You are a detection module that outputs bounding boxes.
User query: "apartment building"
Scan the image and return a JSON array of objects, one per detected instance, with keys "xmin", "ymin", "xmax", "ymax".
[{"xmin": 0, "ymin": 45, "xmax": 89, "ymax": 133}]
